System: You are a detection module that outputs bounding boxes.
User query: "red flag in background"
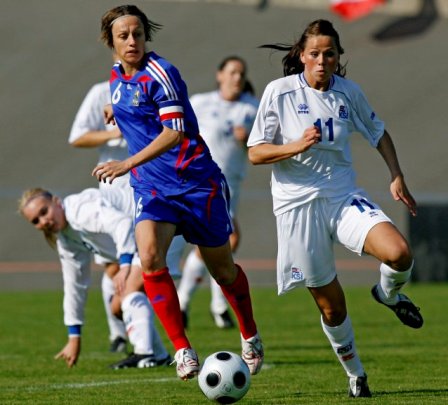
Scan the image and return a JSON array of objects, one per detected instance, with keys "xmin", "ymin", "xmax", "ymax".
[{"xmin": 330, "ymin": 0, "xmax": 386, "ymax": 21}]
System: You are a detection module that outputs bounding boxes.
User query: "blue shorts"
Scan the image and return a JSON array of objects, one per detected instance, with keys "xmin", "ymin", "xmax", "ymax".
[{"xmin": 133, "ymin": 172, "xmax": 233, "ymax": 247}]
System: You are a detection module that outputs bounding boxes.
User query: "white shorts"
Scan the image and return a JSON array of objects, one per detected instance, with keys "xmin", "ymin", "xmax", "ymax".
[{"xmin": 276, "ymin": 190, "xmax": 391, "ymax": 294}]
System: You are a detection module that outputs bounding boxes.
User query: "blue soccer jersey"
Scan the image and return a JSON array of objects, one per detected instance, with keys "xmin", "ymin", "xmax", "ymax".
[{"xmin": 110, "ymin": 52, "xmax": 219, "ymax": 196}]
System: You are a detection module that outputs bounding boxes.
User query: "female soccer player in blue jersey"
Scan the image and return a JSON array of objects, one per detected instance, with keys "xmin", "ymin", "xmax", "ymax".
[
  {"xmin": 92, "ymin": 4, "xmax": 263, "ymax": 380},
  {"xmin": 247, "ymin": 19, "xmax": 422, "ymax": 397}
]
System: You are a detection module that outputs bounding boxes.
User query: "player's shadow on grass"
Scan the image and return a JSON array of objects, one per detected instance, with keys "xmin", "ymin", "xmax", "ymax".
[{"xmin": 372, "ymin": 0, "xmax": 438, "ymax": 42}]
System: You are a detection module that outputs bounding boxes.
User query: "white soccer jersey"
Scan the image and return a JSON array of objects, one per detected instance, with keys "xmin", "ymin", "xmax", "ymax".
[
  {"xmin": 190, "ymin": 90, "xmax": 259, "ymax": 183},
  {"xmin": 247, "ymin": 73, "xmax": 385, "ymax": 215},
  {"xmin": 69, "ymin": 81, "xmax": 128, "ymax": 164},
  {"xmin": 56, "ymin": 187, "xmax": 136, "ymax": 326}
]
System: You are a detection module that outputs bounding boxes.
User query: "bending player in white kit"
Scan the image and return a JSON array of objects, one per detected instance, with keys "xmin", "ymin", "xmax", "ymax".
[
  {"xmin": 18, "ymin": 186, "xmax": 172, "ymax": 369},
  {"xmin": 177, "ymin": 56, "xmax": 259, "ymax": 329},
  {"xmin": 248, "ymin": 19, "xmax": 423, "ymax": 397}
]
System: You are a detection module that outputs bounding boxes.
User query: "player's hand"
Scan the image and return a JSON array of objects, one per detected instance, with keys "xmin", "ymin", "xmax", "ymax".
[
  {"xmin": 113, "ymin": 265, "xmax": 130, "ymax": 296},
  {"xmin": 233, "ymin": 126, "xmax": 249, "ymax": 144},
  {"xmin": 54, "ymin": 336, "xmax": 81, "ymax": 368},
  {"xmin": 92, "ymin": 160, "xmax": 131, "ymax": 184},
  {"xmin": 390, "ymin": 175, "xmax": 417, "ymax": 217},
  {"xmin": 103, "ymin": 104, "xmax": 116, "ymax": 125},
  {"xmin": 108, "ymin": 127, "xmax": 122, "ymax": 140},
  {"xmin": 296, "ymin": 125, "xmax": 321, "ymax": 153}
]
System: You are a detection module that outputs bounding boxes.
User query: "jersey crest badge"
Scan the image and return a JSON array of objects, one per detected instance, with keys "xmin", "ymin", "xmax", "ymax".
[
  {"xmin": 339, "ymin": 105, "xmax": 349, "ymax": 119},
  {"xmin": 132, "ymin": 88, "xmax": 141, "ymax": 106}
]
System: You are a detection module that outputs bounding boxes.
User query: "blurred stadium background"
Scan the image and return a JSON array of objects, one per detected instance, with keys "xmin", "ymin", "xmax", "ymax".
[{"xmin": 1, "ymin": 0, "xmax": 447, "ymax": 289}]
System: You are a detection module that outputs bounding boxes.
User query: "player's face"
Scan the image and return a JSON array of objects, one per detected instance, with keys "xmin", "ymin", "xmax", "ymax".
[
  {"xmin": 217, "ymin": 60, "xmax": 246, "ymax": 101},
  {"xmin": 300, "ymin": 35, "xmax": 339, "ymax": 91},
  {"xmin": 22, "ymin": 196, "xmax": 67, "ymax": 233},
  {"xmin": 111, "ymin": 15, "xmax": 146, "ymax": 71}
]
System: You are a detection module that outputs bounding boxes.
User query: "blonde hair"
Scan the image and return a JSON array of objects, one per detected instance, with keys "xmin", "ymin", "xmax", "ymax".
[{"xmin": 18, "ymin": 188, "xmax": 57, "ymax": 248}]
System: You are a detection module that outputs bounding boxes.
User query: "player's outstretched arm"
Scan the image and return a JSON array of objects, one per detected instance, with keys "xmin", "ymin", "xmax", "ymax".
[{"xmin": 376, "ymin": 130, "xmax": 417, "ymax": 216}]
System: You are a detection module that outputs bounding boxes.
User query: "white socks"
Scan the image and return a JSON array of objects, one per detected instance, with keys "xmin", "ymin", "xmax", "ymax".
[
  {"xmin": 121, "ymin": 291, "xmax": 168, "ymax": 359},
  {"xmin": 378, "ymin": 261, "xmax": 413, "ymax": 305},
  {"xmin": 177, "ymin": 250, "xmax": 207, "ymax": 311},
  {"xmin": 101, "ymin": 273, "xmax": 126, "ymax": 341},
  {"xmin": 177, "ymin": 249, "xmax": 229, "ymax": 315},
  {"xmin": 166, "ymin": 235, "xmax": 187, "ymax": 280},
  {"xmin": 321, "ymin": 315, "xmax": 365, "ymax": 378},
  {"xmin": 210, "ymin": 277, "xmax": 228, "ymax": 315}
]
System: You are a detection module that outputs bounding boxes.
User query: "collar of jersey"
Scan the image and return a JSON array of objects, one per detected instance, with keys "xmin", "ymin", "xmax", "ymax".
[
  {"xmin": 113, "ymin": 52, "xmax": 155, "ymax": 82},
  {"xmin": 298, "ymin": 72, "xmax": 335, "ymax": 91}
]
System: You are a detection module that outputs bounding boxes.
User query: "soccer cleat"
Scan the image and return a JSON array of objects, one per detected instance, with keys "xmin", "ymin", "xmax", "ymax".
[
  {"xmin": 211, "ymin": 309, "xmax": 235, "ymax": 329},
  {"xmin": 371, "ymin": 285, "xmax": 423, "ymax": 329},
  {"xmin": 348, "ymin": 374, "xmax": 372, "ymax": 398},
  {"xmin": 109, "ymin": 336, "xmax": 127, "ymax": 353},
  {"xmin": 109, "ymin": 353, "xmax": 171, "ymax": 369},
  {"xmin": 241, "ymin": 333, "xmax": 264, "ymax": 375},
  {"xmin": 173, "ymin": 348, "xmax": 200, "ymax": 380}
]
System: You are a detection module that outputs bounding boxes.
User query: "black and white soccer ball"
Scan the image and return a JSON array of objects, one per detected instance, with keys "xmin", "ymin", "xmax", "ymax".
[{"xmin": 198, "ymin": 351, "xmax": 251, "ymax": 404}]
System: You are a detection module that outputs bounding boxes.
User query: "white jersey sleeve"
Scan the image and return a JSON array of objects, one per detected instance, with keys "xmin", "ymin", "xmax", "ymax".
[
  {"xmin": 68, "ymin": 81, "xmax": 129, "ymax": 164},
  {"xmin": 56, "ymin": 233, "xmax": 92, "ymax": 326}
]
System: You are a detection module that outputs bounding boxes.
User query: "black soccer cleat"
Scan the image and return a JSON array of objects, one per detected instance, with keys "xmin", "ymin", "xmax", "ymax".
[
  {"xmin": 109, "ymin": 353, "xmax": 171, "ymax": 369},
  {"xmin": 348, "ymin": 374, "xmax": 372, "ymax": 398},
  {"xmin": 109, "ymin": 336, "xmax": 128, "ymax": 353},
  {"xmin": 211, "ymin": 309, "xmax": 235, "ymax": 329},
  {"xmin": 371, "ymin": 285, "xmax": 423, "ymax": 329}
]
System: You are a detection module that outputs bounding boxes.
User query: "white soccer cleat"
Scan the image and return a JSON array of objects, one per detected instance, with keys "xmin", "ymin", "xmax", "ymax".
[
  {"xmin": 173, "ymin": 348, "xmax": 200, "ymax": 380},
  {"xmin": 241, "ymin": 333, "xmax": 264, "ymax": 375}
]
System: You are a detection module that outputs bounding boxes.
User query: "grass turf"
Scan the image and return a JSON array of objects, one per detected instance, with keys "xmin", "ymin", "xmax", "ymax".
[{"xmin": 0, "ymin": 284, "xmax": 447, "ymax": 404}]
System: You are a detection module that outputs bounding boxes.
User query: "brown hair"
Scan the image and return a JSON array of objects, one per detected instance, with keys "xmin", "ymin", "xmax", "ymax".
[
  {"xmin": 100, "ymin": 4, "xmax": 162, "ymax": 49},
  {"xmin": 260, "ymin": 19, "xmax": 346, "ymax": 77},
  {"xmin": 18, "ymin": 188, "xmax": 57, "ymax": 248}
]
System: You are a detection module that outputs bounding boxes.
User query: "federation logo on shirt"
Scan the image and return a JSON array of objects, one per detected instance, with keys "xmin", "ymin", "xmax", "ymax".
[
  {"xmin": 297, "ymin": 103, "xmax": 309, "ymax": 114},
  {"xmin": 339, "ymin": 105, "xmax": 349, "ymax": 119},
  {"xmin": 132, "ymin": 89, "xmax": 141, "ymax": 106}
]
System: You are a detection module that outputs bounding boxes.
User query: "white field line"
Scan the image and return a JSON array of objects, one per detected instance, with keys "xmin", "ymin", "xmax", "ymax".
[{"xmin": 10, "ymin": 377, "xmax": 178, "ymax": 393}]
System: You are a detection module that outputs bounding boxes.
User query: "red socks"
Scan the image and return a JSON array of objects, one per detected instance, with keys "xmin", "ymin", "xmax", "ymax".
[
  {"xmin": 142, "ymin": 268, "xmax": 190, "ymax": 351},
  {"xmin": 220, "ymin": 265, "xmax": 258, "ymax": 340}
]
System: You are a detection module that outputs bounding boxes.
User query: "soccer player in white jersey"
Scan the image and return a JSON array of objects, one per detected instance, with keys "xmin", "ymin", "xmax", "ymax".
[
  {"xmin": 18, "ymin": 186, "xmax": 171, "ymax": 369},
  {"xmin": 247, "ymin": 19, "xmax": 423, "ymax": 398},
  {"xmin": 177, "ymin": 56, "xmax": 259, "ymax": 330}
]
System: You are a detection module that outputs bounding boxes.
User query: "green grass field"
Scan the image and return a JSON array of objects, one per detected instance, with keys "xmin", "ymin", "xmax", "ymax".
[{"xmin": 0, "ymin": 284, "xmax": 447, "ymax": 404}]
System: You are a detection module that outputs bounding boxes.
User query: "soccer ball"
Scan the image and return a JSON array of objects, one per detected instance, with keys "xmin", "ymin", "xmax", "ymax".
[{"xmin": 198, "ymin": 351, "xmax": 251, "ymax": 404}]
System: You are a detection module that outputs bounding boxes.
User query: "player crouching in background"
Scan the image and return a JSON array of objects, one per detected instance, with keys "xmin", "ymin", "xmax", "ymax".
[{"xmin": 18, "ymin": 186, "xmax": 171, "ymax": 369}]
